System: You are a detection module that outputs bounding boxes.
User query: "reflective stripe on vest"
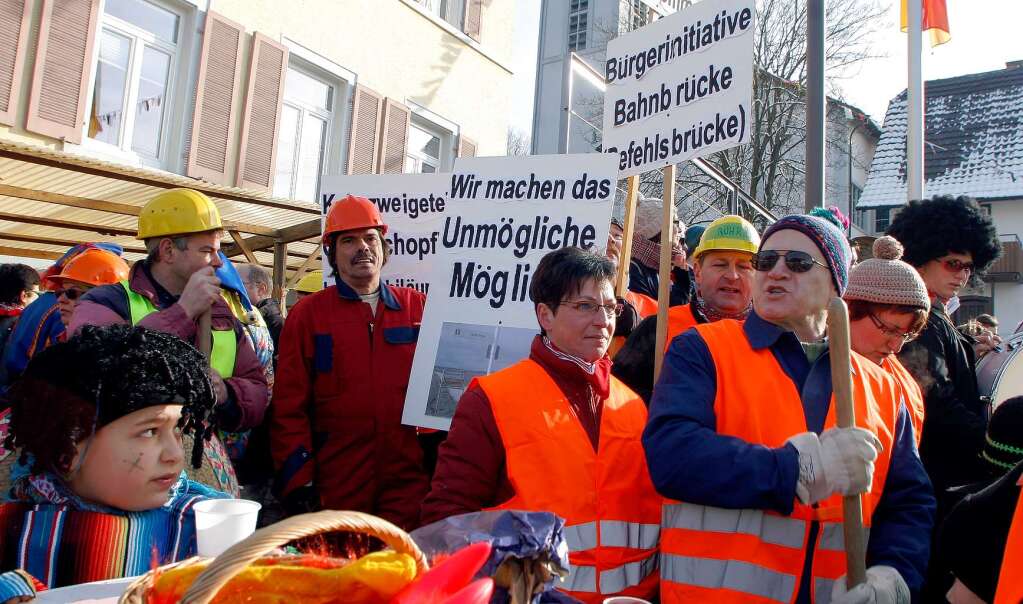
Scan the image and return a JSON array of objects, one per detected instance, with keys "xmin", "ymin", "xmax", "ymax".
[
  {"xmin": 660, "ymin": 319, "xmax": 899, "ymax": 604},
  {"xmin": 119, "ymin": 281, "xmax": 236, "ymax": 378},
  {"xmin": 479, "ymin": 359, "xmax": 661, "ymax": 603},
  {"xmin": 664, "ymin": 304, "xmax": 698, "ymax": 353}
]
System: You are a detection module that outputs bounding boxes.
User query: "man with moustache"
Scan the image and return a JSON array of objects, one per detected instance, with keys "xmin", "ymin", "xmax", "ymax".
[
  {"xmin": 271, "ymin": 195, "xmax": 427, "ymax": 528},
  {"xmin": 645, "ymin": 215, "xmax": 934, "ymax": 603},
  {"xmin": 611, "ymin": 215, "xmax": 760, "ymax": 403}
]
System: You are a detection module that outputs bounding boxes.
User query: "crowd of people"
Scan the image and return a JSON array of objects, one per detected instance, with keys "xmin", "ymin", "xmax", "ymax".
[{"xmin": 0, "ymin": 188, "xmax": 1016, "ymax": 603}]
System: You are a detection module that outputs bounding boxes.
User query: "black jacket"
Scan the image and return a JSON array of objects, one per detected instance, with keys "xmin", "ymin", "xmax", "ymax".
[
  {"xmin": 255, "ymin": 298, "xmax": 284, "ymax": 364},
  {"xmin": 898, "ymin": 302, "xmax": 989, "ymax": 496}
]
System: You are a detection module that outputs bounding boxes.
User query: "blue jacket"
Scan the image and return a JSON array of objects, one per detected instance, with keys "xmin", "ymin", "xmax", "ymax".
[
  {"xmin": 1, "ymin": 293, "xmax": 62, "ymax": 386},
  {"xmin": 644, "ymin": 311, "xmax": 935, "ymax": 598}
]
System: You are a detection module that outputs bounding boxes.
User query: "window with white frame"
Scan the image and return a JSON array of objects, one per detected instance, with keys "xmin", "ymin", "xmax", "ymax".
[
  {"xmin": 404, "ymin": 121, "xmax": 446, "ymax": 174},
  {"xmin": 568, "ymin": 0, "xmax": 588, "ymax": 51},
  {"xmin": 274, "ymin": 66, "xmax": 338, "ymax": 202},
  {"xmin": 874, "ymin": 206, "xmax": 891, "ymax": 233},
  {"xmin": 87, "ymin": 0, "xmax": 184, "ymax": 167},
  {"xmin": 418, "ymin": 0, "xmax": 466, "ymax": 32}
]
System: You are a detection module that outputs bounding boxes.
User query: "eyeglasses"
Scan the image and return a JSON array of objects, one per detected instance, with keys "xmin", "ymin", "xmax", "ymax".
[
  {"xmin": 560, "ymin": 299, "xmax": 624, "ymax": 318},
  {"xmin": 56, "ymin": 287, "xmax": 88, "ymax": 301},
  {"xmin": 940, "ymin": 258, "xmax": 974, "ymax": 274},
  {"xmin": 751, "ymin": 250, "xmax": 830, "ymax": 273},
  {"xmin": 868, "ymin": 312, "xmax": 920, "ymax": 343}
]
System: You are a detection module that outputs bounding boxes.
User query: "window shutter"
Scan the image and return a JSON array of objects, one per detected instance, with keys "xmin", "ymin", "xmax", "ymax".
[
  {"xmin": 377, "ymin": 98, "xmax": 410, "ymax": 174},
  {"xmin": 25, "ymin": 0, "xmax": 100, "ymax": 143},
  {"xmin": 458, "ymin": 134, "xmax": 477, "ymax": 158},
  {"xmin": 464, "ymin": 0, "xmax": 483, "ymax": 42},
  {"xmin": 346, "ymin": 84, "xmax": 382, "ymax": 175},
  {"xmin": 0, "ymin": 0, "xmax": 31, "ymax": 126},
  {"xmin": 236, "ymin": 33, "xmax": 288, "ymax": 191},
  {"xmin": 187, "ymin": 11, "xmax": 245, "ymax": 185}
]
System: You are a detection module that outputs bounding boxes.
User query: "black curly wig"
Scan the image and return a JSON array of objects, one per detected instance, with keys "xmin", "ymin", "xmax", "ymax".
[
  {"xmin": 886, "ymin": 196, "xmax": 1001, "ymax": 282},
  {"xmin": 4, "ymin": 324, "xmax": 217, "ymax": 474}
]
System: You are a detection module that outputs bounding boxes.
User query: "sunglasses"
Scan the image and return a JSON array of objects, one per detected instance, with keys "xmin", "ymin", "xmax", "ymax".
[
  {"xmin": 751, "ymin": 250, "xmax": 829, "ymax": 273},
  {"xmin": 867, "ymin": 312, "xmax": 920, "ymax": 343},
  {"xmin": 940, "ymin": 258, "xmax": 974, "ymax": 274},
  {"xmin": 56, "ymin": 288, "xmax": 88, "ymax": 301}
]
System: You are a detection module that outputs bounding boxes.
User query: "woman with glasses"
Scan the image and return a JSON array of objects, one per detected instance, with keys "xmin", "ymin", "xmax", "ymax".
[
  {"xmin": 887, "ymin": 196, "xmax": 1002, "ymax": 502},
  {"xmin": 422, "ymin": 246, "xmax": 661, "ymax": 604},
  {"xmin": 843, "ymin": 236, "xmax": 930, "ymax": 445},
  {"xmin": 647, "ymin": 214, "xmax": 934, "ymax": 604},
  {"xmin": 47, "ymin": 249, "xmax": 129, "ymax": 328}
]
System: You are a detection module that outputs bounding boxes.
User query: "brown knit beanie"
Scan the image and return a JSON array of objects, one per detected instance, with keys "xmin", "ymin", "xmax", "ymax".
[{"xmin": 844, "ymin": 236, "xmax": 930, "ymax": 310}]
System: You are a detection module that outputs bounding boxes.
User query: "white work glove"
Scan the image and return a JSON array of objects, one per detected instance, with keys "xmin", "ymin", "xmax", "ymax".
[
  {"xmin": 786, "ymin": 427, "xmax": 882, "ymax": 505},
  {"xmin": 830, "ymin": 565, "xmax": 910, "ymax": 604}
]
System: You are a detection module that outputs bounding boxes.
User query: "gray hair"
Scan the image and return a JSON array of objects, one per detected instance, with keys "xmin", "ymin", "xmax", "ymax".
[
  {"xmin": 144, "ymin": 236, "xmax": 190, "ymax": 264},
  {"xmin": 239, "ymin": 263, "xmax": 271, "ymax": 288}
]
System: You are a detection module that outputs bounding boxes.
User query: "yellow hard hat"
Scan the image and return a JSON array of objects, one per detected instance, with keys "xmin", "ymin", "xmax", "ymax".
[
  {"xmin": 137, "ymin": 188, "xmax": 223, "ymax": 240},
  {"xmin": 691, "ymin": 215, "xmax": 761, "ymax": 260},
  {"xmin": 294, "ymin": 270, "xmax": 324, "ymax": 293}
]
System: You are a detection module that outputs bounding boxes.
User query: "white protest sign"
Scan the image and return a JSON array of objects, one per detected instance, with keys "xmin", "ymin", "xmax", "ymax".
[
  {"xmin": 402, "ymin": 153, "xmax": 619, "ymax": 430},
  {"xmin": 601, "ymin": 0, "xmax": 755, "ymax": 177},
  {"xmin": 319, "ymin": 173, "xmax": 449, "ymax": 293}
]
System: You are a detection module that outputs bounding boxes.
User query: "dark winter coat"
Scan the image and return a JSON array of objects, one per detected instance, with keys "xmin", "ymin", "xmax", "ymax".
[
  {"xmin": 898, "ymin": 301, "xmax": 989, "ymax": 498},
  {"xmin": 627, "ymin": 261, "xmax": 694, "ymax": 308}
]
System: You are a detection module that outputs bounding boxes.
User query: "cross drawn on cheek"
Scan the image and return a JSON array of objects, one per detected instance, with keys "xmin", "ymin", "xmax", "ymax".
[{"xmin": 125, "ymin": 452, "xmax": 144, "ymax": 473}]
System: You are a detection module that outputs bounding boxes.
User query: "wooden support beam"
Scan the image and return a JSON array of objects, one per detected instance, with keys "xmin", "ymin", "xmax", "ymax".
[
  {"xmin": 0, "ymin": 211, "xmax": 136, "ymax": 236},
  {"xmin": 286, "ymin": 248, "xmax": 322, "ymax": 288},
  {"xmin": 0, "ymin": 246, "xmax": 62, "ymax": 260},
  {"xmin": 222, "ymin": 217, "xmax": 321, "ymax": 257},
  {"xmin": 229, "ymin": 230, "xmax": 259, "ymax": 265},
  {"xmin": 272, "ymin": 242, "xmax": 287, "ymax": 309},
  {"xmin": 0, "ymin": 146, "xmax": 321, "ymax": 215},
  {"xmin": 0, "ymin": 184, "xmax": 277, "ymax": 236},
  {"xmin": 0, "ymin": 232, "xmax": 145, "ymax": 254}
]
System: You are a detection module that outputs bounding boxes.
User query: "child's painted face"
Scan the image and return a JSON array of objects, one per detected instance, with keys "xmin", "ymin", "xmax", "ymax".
[{"xmin": 67, "ymin": 405, "xmax": 186, "ymax": 511}]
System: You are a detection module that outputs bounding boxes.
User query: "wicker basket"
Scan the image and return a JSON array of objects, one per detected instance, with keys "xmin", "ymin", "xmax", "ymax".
[{"xmin": 118, "ymin": 510, "xmax": 429, "ymax": 604}]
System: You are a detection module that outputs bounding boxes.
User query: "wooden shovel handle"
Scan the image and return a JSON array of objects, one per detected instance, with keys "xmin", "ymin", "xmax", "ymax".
[{"xmin": 827, "ymin": 297, "xmax": 868, "ymax": 588}]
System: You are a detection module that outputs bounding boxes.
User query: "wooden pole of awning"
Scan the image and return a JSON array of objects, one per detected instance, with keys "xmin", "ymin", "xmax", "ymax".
[
  {"xmin": 653, "ymin": 164, "xmax": 677, "ymax": 382},
  {"xmin": 272, "ymin": 241, "xmax": 288, "ymax": 314},
  {"xmin": 229, "ymin": 230, "xmax": 260, "ymax": 265},
  {"xmin": 286, "ymin": 248, "xmax": 323, "ymax": 288}
]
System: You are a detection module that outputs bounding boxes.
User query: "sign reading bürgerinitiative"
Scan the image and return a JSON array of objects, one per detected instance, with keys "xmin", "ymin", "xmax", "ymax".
[{"xmin": 601, "ymin": 0, "xmax": 755, "ymax": 177}]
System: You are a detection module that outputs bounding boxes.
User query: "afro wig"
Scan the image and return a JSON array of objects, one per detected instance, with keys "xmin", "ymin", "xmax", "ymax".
[
  {"xmin": 886, "ymin": 196, "xmax": 1001, "ymax": 281},
  {"xmin": 5, "ymin": 324, "xmax": 217, "ymax": 474}
]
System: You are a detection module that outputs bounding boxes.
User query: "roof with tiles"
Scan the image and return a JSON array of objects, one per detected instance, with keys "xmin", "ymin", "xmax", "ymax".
[{"xmin": 858, "ymin": 63, "xmax": 1023, "ymax": 208}]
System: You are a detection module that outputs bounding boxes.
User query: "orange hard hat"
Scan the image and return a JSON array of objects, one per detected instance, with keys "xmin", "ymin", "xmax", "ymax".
[
  {"xmin": 322, "ymin": 195, "xmax": 386, "ymax": 244},
  {"xmin": 49, "ymin": 249, "xmax": 130, "ymax": 287}
]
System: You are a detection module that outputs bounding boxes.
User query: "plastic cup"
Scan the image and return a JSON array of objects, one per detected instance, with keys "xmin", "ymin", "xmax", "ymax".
[
  {"xmin": 193, "ymin": 499, "xmax": 261, "ymax": 557},
  {"xmin": 602, "ymin": 598, "xmax": 652, "ymax": 604}
]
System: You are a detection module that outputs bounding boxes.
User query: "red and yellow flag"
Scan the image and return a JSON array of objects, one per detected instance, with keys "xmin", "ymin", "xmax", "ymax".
[{"xmin": 901, "ymin": 0, "xmax": 951, "ymax": 47}]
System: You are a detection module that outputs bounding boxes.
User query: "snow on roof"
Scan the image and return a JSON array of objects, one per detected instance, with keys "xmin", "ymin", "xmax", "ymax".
[{"xmin": 858, "ymin": 65, "xmax": 1023, "ymax": 208}]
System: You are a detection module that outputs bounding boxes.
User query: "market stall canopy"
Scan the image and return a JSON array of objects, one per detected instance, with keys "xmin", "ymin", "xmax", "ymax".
[{"xmin": 0, "ymin": 140, "xmax": 323, "ymax": 288}]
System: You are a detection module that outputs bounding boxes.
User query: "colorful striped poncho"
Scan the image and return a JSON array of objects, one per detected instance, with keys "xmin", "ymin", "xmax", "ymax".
[{"xmin": 0, "ymin": 471, "xmax": 227, "ymax": 592}]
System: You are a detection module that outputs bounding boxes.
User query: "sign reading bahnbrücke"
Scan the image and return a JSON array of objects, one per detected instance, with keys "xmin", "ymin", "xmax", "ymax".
[{"xmin": 601, "ymin": 0, "xmax": 755, "ymax": 177}]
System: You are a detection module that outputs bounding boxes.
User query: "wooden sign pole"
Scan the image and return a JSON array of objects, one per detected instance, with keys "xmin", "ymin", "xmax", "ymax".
[
  {"xmin": 653, "ymin": 164, "xmax": 677, "ymax": 382},
  {"xmin": 615, "ymin": 175, "xmax": 640, "ymax": 298}
]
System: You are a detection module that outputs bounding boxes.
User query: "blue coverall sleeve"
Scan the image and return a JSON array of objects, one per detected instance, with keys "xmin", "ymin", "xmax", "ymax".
[
  {"xmin": 643, "ymin": 330, "xmax": 800, "ymax": 514},
  {"xmin": 865, "ymin": 403, "xmax": 936, "ymax": 596}
]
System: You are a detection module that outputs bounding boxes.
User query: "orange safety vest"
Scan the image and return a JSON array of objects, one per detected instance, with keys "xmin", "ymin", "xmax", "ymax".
[
  {"xmin": 663, "ymin": 304, "xmax": 698, "ymax": 353},
  {"xmin": 476, "ymin": 359, "xmax": 661, "ymax": 604},
  {"xmin": 882, "ymin": 356, "xmax": 925, "ymax": 446},
  {"xmin": 626, "ymin": 290, "xmax": 658, "ymax": 319},
  {"xmin": 608, "ymin": 291, "xmax": 660, "ymax": 358},
  {"xmin": 995, "ymin": 478, "xmax": 1023, "ymax": 604},
  {"xmin": 660, "ymin": 320, "xmax": 899, "ymax": 604}
]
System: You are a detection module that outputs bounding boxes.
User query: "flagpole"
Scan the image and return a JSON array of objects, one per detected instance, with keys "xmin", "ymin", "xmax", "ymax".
[
  {"xmin": 805, "ymin": 0, "xmax": 826, "ymax": 212},
  {"xmin": 907, "ymin": 0, "xmax": 924, "ymax": 202}
]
